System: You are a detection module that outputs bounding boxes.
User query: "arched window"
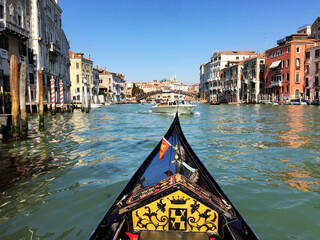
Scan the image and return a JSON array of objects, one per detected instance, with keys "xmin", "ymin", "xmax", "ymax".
[{"xmin": 296, "ymin": 58, "xmax": 300, "ymax": 68}]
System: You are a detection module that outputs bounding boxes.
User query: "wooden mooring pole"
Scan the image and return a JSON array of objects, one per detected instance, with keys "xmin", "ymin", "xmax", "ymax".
[
  {"xmin": 20, "ymin": 62, "xmax": 28, "ymax": 137},
  {"xmin": 38, "ymin": 70, "xmax": 44, "ymax": 130},
  {"xmin": 10, "ymin": 55, "xmax": 20, "ymax": 138}
]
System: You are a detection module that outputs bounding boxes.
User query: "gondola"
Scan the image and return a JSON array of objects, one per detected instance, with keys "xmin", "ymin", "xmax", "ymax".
[{"xmin": 90, "ymin": 113, "xmax": 259, "ymax": 240}]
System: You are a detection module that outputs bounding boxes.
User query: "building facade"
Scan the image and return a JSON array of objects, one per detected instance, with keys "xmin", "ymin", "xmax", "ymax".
[
  {"xmin": 0, "ymin": 0, "xmax": 32, "ymax": 104},
  {"xmin": 92, "ymin": 67, "xmax": 99, "ymax": 103},
  {"xmin": 311, "ymin": 16, "xmax": 320, "ymax": 40},
  {"xmin": 305, "ymin": 45, "xmax": 320, "ymax": 103},
  {"xmin": 199, "ymin": 62, "xmax": 210, "ymax": 102},
  {"xmin": 69, "ymin": 51, "xmax": 93, "ymax": 103},
  {"xmin": 200, "ymin": 51, "xmax": 257, "ymax": 103},
  {"xmin": 98, "ymin": 67, "xmax": 126, "ymax": 103},
  {"xmin": 265, "ymin": 33, "xmax": 319, "ymax": 102},
  {"xmin": 30, "ymin": 0, "xmax": 70, "ymax": 107},
  {"xmin": 242, "ymin": 53, "xmax": 265, "ymax": 103},
  {"xmin": 220, "ymin": 61, "xmax": 243, "ymax": 103}
]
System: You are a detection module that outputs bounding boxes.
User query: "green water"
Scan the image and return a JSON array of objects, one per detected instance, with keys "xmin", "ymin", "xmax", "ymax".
[{"xmin": 0, "ymin": 104, "xmax": 319, "ymax": 239}]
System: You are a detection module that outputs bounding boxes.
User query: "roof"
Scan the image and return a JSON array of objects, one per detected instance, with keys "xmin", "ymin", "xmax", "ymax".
[
  {"xmin": 216, "ymin": 50, "xmax": 256, "ymax": 55},
  {"xmin": 69, "ymin": 50, "xmax": 92, "ymax": 61},
  {"xmin": 243, "ymin": 53, "xmax": 265, "ymax": 62},
  {"xmin": 266, "ymin": 38, "xmax": 320, "ymax": 52}
]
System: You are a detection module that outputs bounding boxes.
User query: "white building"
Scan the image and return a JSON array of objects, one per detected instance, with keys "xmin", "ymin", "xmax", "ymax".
[
  {"xmin": 0, "ymin": 0, "xmax": 32, "ymax": 110},
  {"xmin": 30, "ymin": 0, "xmax": 70, "ymax": 107},
  {"xmin": 242, "ymin": 53, "xmax": 265, "ymax": 103},
  {"xmin": 93, "ymin": 67, "xmax": 100, "ymax": 103},
  {"xmin": 200, "ymin": 51, "xmax": 257, "ymax": 102}
]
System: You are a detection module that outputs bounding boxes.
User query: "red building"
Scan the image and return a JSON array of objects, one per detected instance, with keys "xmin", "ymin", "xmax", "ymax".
[{"xmin": 264, "ymin": 33, "xmax": 319, "ymax": 101}]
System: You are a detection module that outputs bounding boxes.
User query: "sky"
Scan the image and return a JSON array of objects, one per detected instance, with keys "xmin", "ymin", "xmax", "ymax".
[{"xmin": 59, "ymin": 0, "xmax": 319, "ymax": 85}]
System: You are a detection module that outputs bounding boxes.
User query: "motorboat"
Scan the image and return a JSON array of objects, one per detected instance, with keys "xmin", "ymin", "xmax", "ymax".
[
  {"xmin": 90, "ymin": 113, "xmax": 259, "ymax": 240},
  {"xmin": 151, "ymin": 100, "xmax": 196, "ymax": 114},
  {"xmin": 91, "ymin": 103, "xmax": 103, "ymax": 109},
  {"xmin": 290, "ymin": 99, "xmax": 309, "ymax": 105}
]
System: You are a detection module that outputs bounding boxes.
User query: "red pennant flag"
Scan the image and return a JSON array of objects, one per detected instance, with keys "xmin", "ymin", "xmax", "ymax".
[{"xmin": 159, "ymin": 138, "xmax": 171, "ymax": 161}]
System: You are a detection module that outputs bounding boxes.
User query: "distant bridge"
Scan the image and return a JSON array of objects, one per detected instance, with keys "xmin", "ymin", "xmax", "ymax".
[{"xmin": 135, "ymin": 90, "xmax": 197, "ymax": 101}]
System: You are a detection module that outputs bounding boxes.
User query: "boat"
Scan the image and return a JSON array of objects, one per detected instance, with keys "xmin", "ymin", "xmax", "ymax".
[
  {"xmin": 151, "ymin": 100, "xmax": 196, "ymax": 114},
  {"xmin": 290, "ymin": 99, "xmax": 309, "ymax": 105},
  {"xmin": 210, "ymin": 101, "xmax": 221, "ymax": 105},
  {"xmin": 91, "ymin": 103, "xmax": 103, "ymax": 109},
  {"xmin": 90, "ymin": 113, "xmax": 259, "ymax": 240}
]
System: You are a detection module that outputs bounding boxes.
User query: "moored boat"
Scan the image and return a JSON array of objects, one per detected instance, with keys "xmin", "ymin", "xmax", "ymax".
[
  {"xmin": 91, "ymin": 103, "xmax": 103, "ymax": 109},
  {"xmin": 151, "ymin": 100, "xmax": 196, "ymax": 114},
  {"xmin": 90, "ymin": 113, "xmax": 259, "ymax": 240},
  {"xmin": 290, "ymin": 99, "xmax": 309, "ymax": 105}
]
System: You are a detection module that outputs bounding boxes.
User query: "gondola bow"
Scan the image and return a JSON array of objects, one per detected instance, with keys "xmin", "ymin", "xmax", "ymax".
[{"xmin": 90, "ymin": 113, "xmax": 259, "ymax": 240}]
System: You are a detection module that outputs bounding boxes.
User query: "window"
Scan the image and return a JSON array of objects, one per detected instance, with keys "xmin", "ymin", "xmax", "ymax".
[
  {"xmin": 19, "ymin": 43, "xmax": 27, "ymax": 56},
  {"xmin": 266, "ymin": 77, "xmax": 268, "ymax": 84},
  {"xmin": 29, "ymin": 73, "xmax": 34, "ymax": 84},
  {"xmin": 286, "ymin": 86, "xmax": 289, "ymax": 92},
  {"xmin": 76, "ymin": 74, "xmax": 80, "ymax": 84},
  {"xmin": 77, "ymin": 87, "xmax": 80, "ymax": 92},
  {"xmin": 28, "ymin": 48, "xmax": 34, "ymax": 64},
  {"xmin": 305, "ymin": 78, "xmax": 309, "ymax": 87},
  {"xmin": 287, "ymin": 59, "xmax": 289, "ymax": 67},
  {"xmin": 316, "ymin": 62, "xmax": 319, "ymax": 73},
  {"xmin": 296, "ymin": 47, "xmax": 300, "ymax": 53},
  {"xmin": 281, "ymin": 60, "xmax": 285, "ymax": 68},
  {"xmin": 315, "ymin": 76, "xmax": 319, "ymax": 86},
  {"xmin": 315, "ymin": 49, "xmax": 319, "ymax": 58},
  {"xmin": 266, "ymin": 64, "xmax": 268, "ymax": 72},
  {"xmin": 0, "ymin": 5, "xmax": 3, "ymax": 18},
  {"xmin": 287, "ymin": 73, "xmax": 289, "ymax": 82},
  {"xmin": 306, "ymin": 52, "xmax": 310, "ymax": 59},
  {"xmin": 0, "ymin": 35, "xmax": 9, "ymax": 50},
  {"xmin": 287, "ymin": 47, "xmax": 290, "ymax": 53},
  {"xmin": 76, "ymin": 63, "xmax": 79, "ymax": 69},
  {"xmin": 18, "ymin": 15, "xmax": 22, "ymax": 27},
  {"xmin": 295, "ymin": 72, "xmax": 300, "ymax": 83},
  {"xmin": 296, "ymin": 58, "xmax": 300, "ymax": 69}
]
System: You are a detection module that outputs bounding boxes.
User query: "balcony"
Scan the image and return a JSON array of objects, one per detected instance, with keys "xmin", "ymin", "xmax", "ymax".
[
  {"xmin": 271, "ymin": 81, "xmax": 282, "ymax": 87},
  {"xmin": 49, "ymin": 42, "xmax": 61, "ymax": 55},
  {"xmin": 0, "ymin": 19, "xmax": 29, "ymax": 40}
]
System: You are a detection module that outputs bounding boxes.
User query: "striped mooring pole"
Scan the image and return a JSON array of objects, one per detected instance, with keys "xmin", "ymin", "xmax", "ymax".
[
  {"xmin": 50, "ymin": 76, "xmax": 56, "ymax": 115},
  {"xmin": 59, "ymin": 80, "xmax": 64, "ymax": 113}
]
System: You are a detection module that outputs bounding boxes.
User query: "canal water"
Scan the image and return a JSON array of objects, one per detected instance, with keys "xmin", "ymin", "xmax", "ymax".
[{"xmin": 0, "ymin": 104, "xmax": 319, "ymax": 239}]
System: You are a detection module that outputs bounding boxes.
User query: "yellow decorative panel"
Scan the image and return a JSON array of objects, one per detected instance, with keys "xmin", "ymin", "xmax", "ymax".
[{"xmin": 132, "ymin": 190, "xmax": 218, "ymax": 233}]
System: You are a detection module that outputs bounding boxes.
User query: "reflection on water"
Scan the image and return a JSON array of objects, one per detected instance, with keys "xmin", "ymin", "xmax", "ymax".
[
  {"xmin": 278, "ymin": 106, "xmax": 310, "ymax": 148},
  {"xmin": 0, "ymin": 104, "xmax": 319, "ymax": 239}
]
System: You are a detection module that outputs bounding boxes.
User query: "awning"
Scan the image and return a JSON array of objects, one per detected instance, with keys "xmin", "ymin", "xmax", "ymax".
[{"xmin": 269, "ymin": 60, "xmax": 281, "ymax": 69}]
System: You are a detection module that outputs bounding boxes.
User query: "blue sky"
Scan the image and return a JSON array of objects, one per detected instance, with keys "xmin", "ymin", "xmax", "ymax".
[{"xmin": 60, "ymin": 0, "xmax": 319, "ymax": 85}]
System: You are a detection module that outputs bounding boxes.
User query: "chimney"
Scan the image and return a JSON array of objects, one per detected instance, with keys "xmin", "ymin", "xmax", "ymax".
[
  {"xmin": 72, "ymin": 53, "xmax": 74, "ymax": 58},
  {"xmin": 96, "ymin": 65, "xmax": 98, "ymax": 69},
  {"xmin": 88, "ymin": 54, "xmax": 90, "ymax": 60},
  {"xmin": 104, "ymin": 67, "xmax": 106, "ymax": 71}
]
